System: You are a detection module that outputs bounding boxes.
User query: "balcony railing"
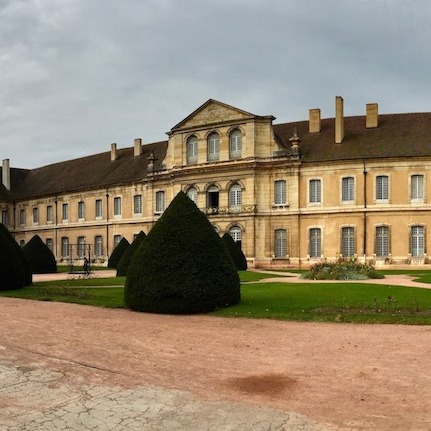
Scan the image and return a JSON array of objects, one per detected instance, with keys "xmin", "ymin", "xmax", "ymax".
[{"xmin": 201, "ymin": 205, "xmax": 257, "ymax": 215}]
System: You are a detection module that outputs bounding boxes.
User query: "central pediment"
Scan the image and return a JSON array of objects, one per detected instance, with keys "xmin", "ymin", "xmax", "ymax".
[{"xmin": 170, "ymin": 99, "xmax": 267, "ymax": 133}]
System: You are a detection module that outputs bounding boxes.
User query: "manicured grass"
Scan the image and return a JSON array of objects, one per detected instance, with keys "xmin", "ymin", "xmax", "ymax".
[
  {"xmin": 238, "ymin": 271, "xmax": 284, "ymax": 282},
  {"xmin": 57, "ymin": 265, "xmax": 110, "ymax": 273},
  {"xmin": 212, "ymin": 282, "xmax": 431, "ymax": 324},
  {"xmin": 1, "ymin": 271, "xmax": 431, "ymax": 324}
]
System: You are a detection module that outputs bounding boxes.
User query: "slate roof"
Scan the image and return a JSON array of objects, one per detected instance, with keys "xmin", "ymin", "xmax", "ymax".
[
  {"xmin": 2, "ymin": 112, "xmax": 431, "ymax": 201},
  {"xmin": 273, "ymin": 112, "xmax": 431, "ymax": 163},
  {"xmin": 4, "ymin": 141, "xmax": 168, "ymax": 200}
]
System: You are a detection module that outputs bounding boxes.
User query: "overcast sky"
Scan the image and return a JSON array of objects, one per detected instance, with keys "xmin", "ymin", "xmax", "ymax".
[{"xmin": 1, "ymin": 0, "xmax": 430, "ymax": 169}]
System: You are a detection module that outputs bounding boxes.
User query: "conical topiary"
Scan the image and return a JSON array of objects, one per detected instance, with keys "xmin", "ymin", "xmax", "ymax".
[
  {"xmin": 124, "ymin": 191, "xmax": 240, "ymax": 314},
  {"xmin": 107, "ymin": 237, "xmax": 130, "ymax": 268},
  {"xmin": 23, "ymin": 234, "xmax": 57, "ymax": 274},
  {"xmin": 0, "ymin": 223, "xmax": 32, "ymax": 286},
  {"xmin": 0, "ymin": 224, "xmax": 30, "ymax": 290},
  {"xmin": 222, "ymin": 232, "xmax": 248, "ymax": 270},
  {"xmin": 116, "ymin": 231, "xmax": 147, "ymax": 276}
]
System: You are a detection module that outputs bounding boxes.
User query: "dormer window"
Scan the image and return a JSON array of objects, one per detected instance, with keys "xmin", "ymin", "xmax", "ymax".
[{"xmin": 207, "ymin": 132, "xmax": 220, "ymax": 162}]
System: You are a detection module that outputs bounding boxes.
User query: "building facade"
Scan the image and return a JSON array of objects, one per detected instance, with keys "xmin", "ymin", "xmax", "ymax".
[{"xmin": 1, "ymin": 97, "xmax": 431, "ymax": 268}]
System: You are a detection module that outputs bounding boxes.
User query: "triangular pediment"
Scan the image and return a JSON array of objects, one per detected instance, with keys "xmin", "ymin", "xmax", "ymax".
[{"xmin": 170, "ymin": 99, "xmax": 263, "ymax": 132}]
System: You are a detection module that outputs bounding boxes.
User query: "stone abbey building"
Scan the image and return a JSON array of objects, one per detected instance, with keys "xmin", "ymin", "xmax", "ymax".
[{"xmin": 1, "ymin": 97, "xmax": 431, "ymax": 268}]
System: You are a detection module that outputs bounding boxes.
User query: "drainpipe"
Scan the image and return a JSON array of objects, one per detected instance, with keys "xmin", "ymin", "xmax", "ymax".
[{"xmin": 106, "ymin": 189, "xmax": 109, "ymax": 258}]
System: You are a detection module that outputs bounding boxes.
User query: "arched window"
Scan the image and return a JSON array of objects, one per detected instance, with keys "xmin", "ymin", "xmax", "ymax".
[
  {"xmin": 229, "ymin": 226, "xmax": 242, "ymax": 249},
  {"xmin": 206, "ymin": 185, "xmax": 219, "ymax": 213},
  {"xmin": 229, "ymin": 184, "xmax": 242, "ymax": 210},
  {"xmin": 186, "ymin": 187, "xmax": 198, "ymax": 204},
  {"xmin": 186, "ymin": 136, "xmax": 198, "ymax": 164},
  {"xmin": 207, "ymin": 132, "xmax": 220, "ymax": 161},
  {"xmin": 229, "ymin": 129, "xmax": 242, "ymax": 159}
]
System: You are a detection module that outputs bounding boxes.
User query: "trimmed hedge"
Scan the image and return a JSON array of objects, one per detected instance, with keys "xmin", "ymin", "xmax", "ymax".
[
  {"xmin": 124, "ymin": 191, "xmax": 240, "ymax": 314},
  {"xmin": 116, "ymin": 231, "xmax": 147, "ymax": 276},
  {"xmin": 222, "ymin": 232, "xmax": 247, "ymax": 270},
  {"xmin": 23, "ymin": 234, "xmax": 57, "ymax": 274},
  {"xmin": 0, "ymin": 224, "xmax": 32, "ymax": 290},
  {"xmin": 107, "ymin": 237, "xmax": 130, "ymax": 268}
]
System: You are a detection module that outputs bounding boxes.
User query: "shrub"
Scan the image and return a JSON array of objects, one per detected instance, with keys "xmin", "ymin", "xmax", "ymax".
[
  {"xmin": 0, "ymin": 224, "xmax": 31, "ymax": 290},
  {"xmin": 107, "ymin": 237, "xmax": 130, "ymax": 268},
  {"xmin": 116, "ymin": 231, "xmax": 147, "ymax": 276},
  {"xmin": 125, "ymin": 191, "xmax": 240, "ymax": 314},
  {"xmin": 222, "ymin": 232, "xmax": 247, "ymax": 270},
  {"xmin": 301, "ymin": 259, "xmax": 384, "ymax": 280},
  {"xmin": 23, "ymin": 234, "xmax": 57, "ymax": 274}
]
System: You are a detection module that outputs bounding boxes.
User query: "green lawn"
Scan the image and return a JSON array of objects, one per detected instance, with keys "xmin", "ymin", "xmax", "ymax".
[{"xmin": 1, "ymin": 271, "xmax": 431, "ymax": 324}]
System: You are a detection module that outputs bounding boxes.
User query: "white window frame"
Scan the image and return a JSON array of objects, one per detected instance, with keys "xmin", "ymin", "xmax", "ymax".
[
  {"xmin": 77, "ymin": 236, "xmax": 86, "ymax": 258},
  {"xmin": 207, "ymin": 132, "xmax": 220, "ymax": 162},
  {"xmin": 113, "ymin": 234, "xmax": 122, "ymax": 249},
  {"xmin": 229, "ymin": 129, "xmax": 242, "ymax": 159},
  {"xmin": 309, "ymin": 179, "xmax": 322, "ymax": 204},
  {"xmin": 229, "ymin": 226, "xmax": 242, "ymax": 244},
  {"xmin": 78, "ymin": 201, "xmax": 85, "ymax": 220},
  {"xmin": 19, "ymin": 209, "xmax": 25, "ymax": 225},
  {"xmin": 95, "ymin": 235, "xmax": 103, "ymax": 257},
  {"xmin": 46, "ymin": 205, "xmax": 53, "ymax": 223},
  {"xmin": 186, "ymin": 136, "xmax": 198, "ymax": 164},
  {"xmin": 376, "ymin": 225, "xmax": 390, "ymax": 257},
  {"xmin": 341, "ymin": 177, "xmax": 355, "ymax": 202},
  {"xmin": 229, "ymin": 184, "xmax": 242, "ymax": 209},
  {"xmin": 61, "ymin": 237, "xmax": 70, "ymax": 257},
  {"xmin": 114, "ymin": 197, "xmax": 122, "ymax": 217},
  {"xmin": 32, "ymin": 207, "xmax": 39, "ymax": 224},
  {"xmin": 274, "ymin": 180, "xmax": 287, "ymax": 206},
  {"xmin": 411, "ymin": 225, "xmax": 425, "ymax": 257},
  {"xmin": 133, "ymin": 194, "xmax": 142, "ymax": 215},
  {"xmin": 186, "ymin": 187, "xmax": 198, "ymax": 204},
  {"xmin": 155, "ymin": 191, "xmax": 165, "ymax": 214},
  {"xmin": 411, "ymin": 174, "xmax": 424, "ymax": 202},
  {"xmin": 309, "ymin": 227, "xmax": 322, "ymax": 258},
  {"xmin": 46, "ymin": 238, "xmax": 53, "ymax": 252},
  {"xmin": 376, "ymin": 175, "xmax": 389, "ymax": 201},
  {"xmin": 341, "ymin": 226, "xmax": 355, "ymax": 257},
  {"xmin": 95, "ymin": 199, "xmax": 103, "ymax": 219},
  {"xmin": 62, "ymin": 203, "xmax": 69, "ymax": 221},
  {"xmin": 274, "ymin": 229, "xmax": 287, "ymax": 258}
]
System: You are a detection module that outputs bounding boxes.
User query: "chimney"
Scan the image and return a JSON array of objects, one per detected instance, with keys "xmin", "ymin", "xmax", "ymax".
[
  {"xmin": 335, "ymin": 96, "xmax": 344, "ymax": 144},
  {"xmin": 111, "ymin": 143, "xmax": 117, "ymax": 162},
  {"xmin": 2, "ymin": 159, "xmax": 10, "ymax": 190},
  {"xmin": 134, "ymin": 138, "xmax": 142, "ymax": 157},
  {"xmin": 366, "ymin": 103, "xmax": 378, "ymax": 128},
  {"xmin": 309, "ymin": 109, "xmax": 321, "ymax": 133}
]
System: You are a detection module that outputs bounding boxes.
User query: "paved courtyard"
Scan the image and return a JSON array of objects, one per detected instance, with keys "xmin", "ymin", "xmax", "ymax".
[{"xmin": 1, "ymin": 273, "xmax": 431, "ymax": 430}]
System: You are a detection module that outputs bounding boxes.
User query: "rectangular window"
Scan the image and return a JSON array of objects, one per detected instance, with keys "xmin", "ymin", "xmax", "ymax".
[
  {"xmin": 342, "ymin": 177, "xmax": 355, "ymax": 202},
  {"xmin": 114, "ymin": 197, "xmax": 122, "ymax": 216},
  {"xmin": 61, "ymin": 237, "xmax": 70, "ymax": 257},
  {"xmin": 411, "ymin": 226, "xmax": 425, "ymax": 257},
  {"xmin": 309, "ymin": 179, "xmax": 321, "ymax": 203},
  {"xmin": 133, "ymin": 195, "xmax": 142, "ymax": 215},
  {"xmin": 95, "ymin": 199, "xmax": 103, "ymax": 218},
  {"xmin": 19, "ymin": 209, "xmax": 26, "ymax": 225},
  {"xmin": 46, "ymin": 205, "xmax": 53, "ymax": 223},
  {"xmin": 32, "ymin": 207, "xmax": 39, "ymax": 224},
  {"xmin": 411, "ymin": 175, "xmax": 424, "ymax": 200},
  {"xmin": 376, "ymin": 226, "xmax": 390, "ymax": 256},
  {"xmin": 341, "ymin": 227, "xmax": 355, "ymax": 257},
  {"xmin": 156, "ymin": 191, "xmax": 165, "ymax": 213},
  {"xmin": 1, "ymin": 210, "xmax": 8, "ymax": 225},
  {"xmin": 274, "ymin": 180, "xmax": 287, "ymax": 205},
  {"xmin": 274, "ymin": 229, "xmax": 287, "ymax": 258},
  {"xmin": 46, "ymin": 238, "xmax": 53, "ymax": 252},
  {"xmin": 113, "ymin": 234, "xmax": 122, "ymax": 249},
  {"xmin": 376, "ymin": 175, "xmax": 389, "ymax": 200},
  {"xmin": 309, "ymin": 228, "xmax": 322, "ymax": 257},
  {"xmin": 95, "ymin": 235, "xmax": 103, "ymax": 257},
  {"xmin": 77, "ymin": 236, "xmax": 86, "ymax": 258},
  {"xmin": 78, "ymin": 201, "xmax": 85, "ymax": 220},
  {"xmin": 62, "ymin": 203, "xmax": 69, "ymax": 221}
]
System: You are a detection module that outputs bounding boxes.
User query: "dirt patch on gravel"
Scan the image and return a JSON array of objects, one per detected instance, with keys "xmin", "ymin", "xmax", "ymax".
[{"xmin": 1, "ymin": 297, "xmax": 431, "ymax": 430}]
